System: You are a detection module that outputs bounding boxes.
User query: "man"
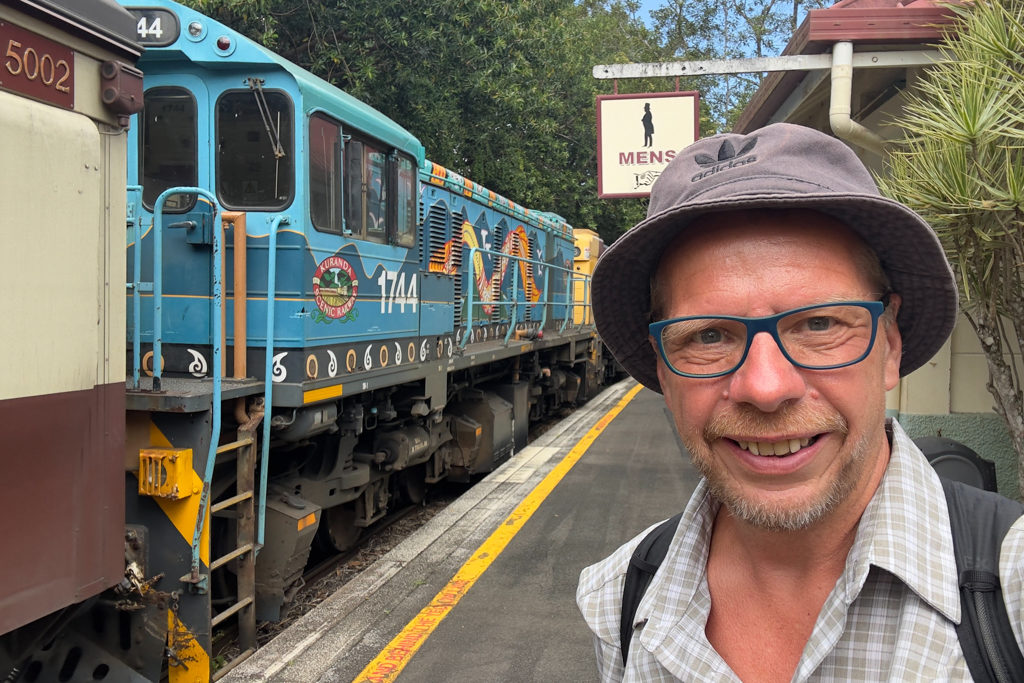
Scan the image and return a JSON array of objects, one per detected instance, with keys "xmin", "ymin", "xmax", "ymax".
[{"xmin": 577, "ymin": 123, "xmax": 1024, "ymax": 681}]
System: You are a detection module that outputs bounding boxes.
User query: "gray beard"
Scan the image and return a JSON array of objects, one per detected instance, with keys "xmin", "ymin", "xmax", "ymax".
[
  {"xmin": 683, "ymin": 405, "xmax": 873, "ymax": 532},
  {"xmin": 695, "ymin": 430, "xmax": 870, "ymax": 531}
]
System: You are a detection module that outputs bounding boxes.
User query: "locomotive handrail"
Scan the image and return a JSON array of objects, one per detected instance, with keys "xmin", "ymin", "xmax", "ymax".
[
  {"xmin": 150, "ymin": 187, "xmax": 220, "ymax": 391},
  {"xmin": 135, "ymin": 186, "xmax": 250, "ymax": 583},
  {"xmin": 539, "ymin": 267, "xmax": 551, "ymax": 333},
  {"xmin": 461, "ymin": 246, "xmax": 579, "ymax": 349},
  {"xmin": 127, "ymin": 185, "xmax": 144, "ymax": 390},
  {"xmin": 506, "ymin": 265, "xmax": 520, "ymax": 344},
  {"xmin": 564, "ymin": 272, "xmax": 593, "ymax": 332},
  {"xmin": 164, "ymin": 188, "xmax": 223, "ymax": 584},
  {"xmin": 258, "ymin": 214, "xmax": 290, "ymax": 549}
]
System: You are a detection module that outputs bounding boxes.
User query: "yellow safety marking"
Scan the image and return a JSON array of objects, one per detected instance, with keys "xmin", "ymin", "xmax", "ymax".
[
  {"xmin": 143, "ymin": 423, "xmax": 210, "ymax": 566},
  {"xmin": 297, "ymin": 512, "xmax": 317, "ymax": 532},
  {"xmin": 352, "ymin": 382, "xmax": 644, "ymax": 683},
  {"xmin": 167, "ymin": 606, "xmax": 210, "ymax": 683},
  {"xmin": 304, "ymin": 383, "xmax": 344, "ymax": 404}
]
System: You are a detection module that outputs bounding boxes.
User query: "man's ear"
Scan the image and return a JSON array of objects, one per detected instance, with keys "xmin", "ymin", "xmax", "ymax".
[{"xmin": 883, "ymin": 294, "xmax": 902, "ymax": 391}]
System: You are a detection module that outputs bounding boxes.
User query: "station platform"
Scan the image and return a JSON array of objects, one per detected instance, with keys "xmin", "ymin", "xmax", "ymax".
[{"xmin": 224, "ymin": 379, "xmax": 701, "ymax": 683}]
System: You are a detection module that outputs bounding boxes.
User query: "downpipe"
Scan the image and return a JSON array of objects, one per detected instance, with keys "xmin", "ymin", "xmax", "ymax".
[{"xmin": 829, "ymin": 41, "xmax": 886, "ymax": 156}]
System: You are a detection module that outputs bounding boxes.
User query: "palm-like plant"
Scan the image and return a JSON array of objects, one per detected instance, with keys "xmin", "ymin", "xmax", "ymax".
[{"xmin": 879, "ymin": 0, "xmax": 1024, "ymax": 496}]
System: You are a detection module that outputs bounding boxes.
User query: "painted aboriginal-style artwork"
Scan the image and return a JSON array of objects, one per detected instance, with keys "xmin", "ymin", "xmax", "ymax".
[{"xmin": 428, "ymin": 222, "xmax": 542, "ymax": 315}]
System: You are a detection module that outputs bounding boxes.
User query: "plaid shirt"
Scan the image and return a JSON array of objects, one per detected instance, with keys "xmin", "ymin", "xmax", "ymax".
[{"xmin": 577, "ymin": 419, "xmax": 1024, "ymax": 681}]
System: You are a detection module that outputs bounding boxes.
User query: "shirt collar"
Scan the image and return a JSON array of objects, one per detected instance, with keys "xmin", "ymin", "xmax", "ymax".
[{"xmin": 841, "ymin": 418, "xmax": 960, "ymax": 622}]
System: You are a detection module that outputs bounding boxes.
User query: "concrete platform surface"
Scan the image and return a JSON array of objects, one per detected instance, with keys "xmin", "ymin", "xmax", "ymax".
[{"xmin": 223, "ymin": 380, "xmax": 699, "ymax": 683}]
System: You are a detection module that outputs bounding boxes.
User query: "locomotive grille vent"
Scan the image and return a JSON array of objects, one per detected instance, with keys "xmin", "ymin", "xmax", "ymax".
[
  {"xmin": 525, "ymin": 234, "xmax": 538, "ymax": 322},
  {"xmin": 452, "ymin": 210, "xmax": 464, "ymax": 325},
  {"xmin": 426, "ymin": 201, "xmax": 450, "ymax": 273},
  {"xmin": 490, "ymin": 220, "xmax": 504, "ymax": 323}
]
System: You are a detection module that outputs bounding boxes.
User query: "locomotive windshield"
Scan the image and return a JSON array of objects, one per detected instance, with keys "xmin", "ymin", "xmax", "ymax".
[
  {"xmin": 216, "ymin": 88, "xmax": 294, "ymax": 209},
  {"xmin": 140, "ymin": 87, "xmax": 198, "ymax": 211}
]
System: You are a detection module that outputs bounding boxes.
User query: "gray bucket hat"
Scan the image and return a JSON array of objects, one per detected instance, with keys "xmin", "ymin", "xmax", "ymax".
[{"xmin": 593, "ymin": 122, "xmax": 958, "ymax": 393}]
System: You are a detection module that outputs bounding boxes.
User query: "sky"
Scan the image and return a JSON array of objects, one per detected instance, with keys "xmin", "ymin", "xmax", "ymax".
[{"xmin": 635, "ymin": 0, "xmax": 662, "ymax": 27}]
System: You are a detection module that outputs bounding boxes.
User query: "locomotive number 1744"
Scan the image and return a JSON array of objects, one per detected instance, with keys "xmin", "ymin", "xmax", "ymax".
[{"xmin": 377, "ymin": 269, "xmax": 419, "ymax": 314}]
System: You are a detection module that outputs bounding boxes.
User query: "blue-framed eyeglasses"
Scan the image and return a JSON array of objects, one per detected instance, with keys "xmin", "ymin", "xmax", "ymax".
[{"xmin": 649, "ymin": 300, "xmax": 888, "ymax": 379}]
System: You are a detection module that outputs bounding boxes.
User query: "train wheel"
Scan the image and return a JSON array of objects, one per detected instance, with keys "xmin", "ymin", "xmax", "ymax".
[
  {"xmin": 318, "ymin": 505, "xmax": 362, "ymax": 553},
  {"xmin": 397, "ymin": 465, "xmax": 427, "ymax": 505}
]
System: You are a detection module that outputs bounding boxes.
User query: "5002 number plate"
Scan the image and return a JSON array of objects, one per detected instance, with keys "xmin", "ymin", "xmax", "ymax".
[{"xmin": 0, "ymin": 21, "xmax": 74, "ymax": 110}]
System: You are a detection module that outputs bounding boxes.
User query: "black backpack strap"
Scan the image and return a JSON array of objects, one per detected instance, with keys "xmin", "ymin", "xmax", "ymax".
[
  {"xmin": 942, "ymin": 478, "xmax": 1024, "ymax": 683},
  {"xmin": 620, "ymin": 512, "xmax": 683, "ymax": 665}
]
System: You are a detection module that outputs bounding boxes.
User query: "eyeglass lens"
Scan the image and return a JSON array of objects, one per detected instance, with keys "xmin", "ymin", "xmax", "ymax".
[{"xmin": 658, "ymin": 304, "xmax": 877, "ymax": 376}]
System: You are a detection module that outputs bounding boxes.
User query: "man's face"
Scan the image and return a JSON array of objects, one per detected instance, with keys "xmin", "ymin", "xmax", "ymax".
[{"xmin": 651, "ymin": 210, "xmax": 902, "ymax": 531}]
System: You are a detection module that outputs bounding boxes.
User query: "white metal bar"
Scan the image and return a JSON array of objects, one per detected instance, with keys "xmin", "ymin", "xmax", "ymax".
[{"xmin": 592, "ymin": 49, "xmax": 944, "ymax": 80}]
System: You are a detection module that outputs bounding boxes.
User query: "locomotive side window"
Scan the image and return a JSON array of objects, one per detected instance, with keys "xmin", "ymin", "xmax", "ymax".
[
  {"xmin": 342, "ymin": 132, "xmax": 416, "ymax": 248},
  {"xmin": 216, "ymin": 90, "xmax": 294, "ymax": 210},
  {"xmin": 309, "ymin": 113, "xmax": 342, "ymax": 234},
  {"xmin": 344, "ymin": 139, "xmax": 364, "ymax": 237},
  {"xmin": 343, "ymin": 136, "xmax": 387, "ymax": 244},
  {"xmin": 140, "ymin": 87, "xmax": 197, "ymax": 211},
  {"xmin": 393, "ymin": 154, "xmax": 417, "ymax": 249},
  {"xmin": 365, "ymin": 145, "xmax": 387, "ymax": 243}
]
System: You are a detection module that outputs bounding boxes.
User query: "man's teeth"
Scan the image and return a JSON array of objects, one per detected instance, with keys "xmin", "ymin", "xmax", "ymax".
[{"xmin": 736, "ymin": 437, "xmax": 811, "ymax": 456}]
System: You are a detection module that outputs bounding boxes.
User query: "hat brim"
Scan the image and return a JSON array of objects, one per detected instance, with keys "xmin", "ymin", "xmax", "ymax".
[{"xmin": 593, "ymin": 193, "xmax": 958, "ymax": 394}]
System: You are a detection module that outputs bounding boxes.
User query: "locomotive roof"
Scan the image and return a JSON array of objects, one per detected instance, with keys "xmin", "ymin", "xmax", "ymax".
[{"xmin": 12, "ymin": 0, "xmax": 142, "ymax": 58}]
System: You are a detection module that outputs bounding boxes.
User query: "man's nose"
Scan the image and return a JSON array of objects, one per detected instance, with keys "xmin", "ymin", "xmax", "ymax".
[{"xmin": 727, "ymin": 331, "xmax": 807, "ymax": 411}]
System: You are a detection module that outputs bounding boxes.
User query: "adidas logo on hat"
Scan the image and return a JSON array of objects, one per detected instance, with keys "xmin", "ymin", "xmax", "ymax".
[{"xmin": 690, "ymin": 137, "xmax": 759, "ymax": 182}]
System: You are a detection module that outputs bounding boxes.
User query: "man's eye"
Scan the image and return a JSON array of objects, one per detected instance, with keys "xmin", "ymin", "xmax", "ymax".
[
  {"xmin": 697, "ymin": 328, "xmax": 724, "ymax": 344},
  {"xmin": 806, "ymin": 316, "xmax": 834, "ymax": 331}
]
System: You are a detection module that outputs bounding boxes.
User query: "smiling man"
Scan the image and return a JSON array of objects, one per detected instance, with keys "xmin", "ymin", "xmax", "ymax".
[{"xmin": 577, "ymin": 123, "xmax": 1024, "ymax": 681}]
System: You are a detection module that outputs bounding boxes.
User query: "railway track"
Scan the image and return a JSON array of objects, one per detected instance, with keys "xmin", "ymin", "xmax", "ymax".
[{"xmin": 212, "ymin": 408, "xmax": 576, "ymax": 671}]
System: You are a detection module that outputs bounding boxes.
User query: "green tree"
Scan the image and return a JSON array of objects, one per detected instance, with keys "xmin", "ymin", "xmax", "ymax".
[{"xmin": 879, "ymin": 0, "xmax": 1024, "ymax": 495}]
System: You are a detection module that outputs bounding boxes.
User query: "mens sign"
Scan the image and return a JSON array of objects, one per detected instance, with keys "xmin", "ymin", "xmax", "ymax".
[{"xmin": 596, "ymin": 91, "xmax": 699, "ymax": 198}]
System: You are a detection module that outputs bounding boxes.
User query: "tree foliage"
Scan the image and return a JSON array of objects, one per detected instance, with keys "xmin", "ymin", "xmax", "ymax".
[{"xmin": 878, "ymin": 0, "xmax": 1024, "ymax": 495}]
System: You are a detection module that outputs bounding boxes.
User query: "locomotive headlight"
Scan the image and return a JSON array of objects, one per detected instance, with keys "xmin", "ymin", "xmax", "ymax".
[
  {"xmin": 215, "ymin": 35, "xmax": 235, "ymax": 56},
  {"xmin": 187, "ymin": 21, "xmax": 205, "ymax": 39}
]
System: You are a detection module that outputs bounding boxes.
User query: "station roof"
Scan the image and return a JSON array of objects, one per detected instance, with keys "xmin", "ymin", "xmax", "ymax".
[{"xmin": 734, "ymin": 0, "xmax": 960, "ymax": 133}]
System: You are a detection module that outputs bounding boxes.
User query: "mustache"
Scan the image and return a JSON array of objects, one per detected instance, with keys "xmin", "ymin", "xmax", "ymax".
[{"xmin": 703, "ymin": 403, "xmax": 848, "ymax": 442}]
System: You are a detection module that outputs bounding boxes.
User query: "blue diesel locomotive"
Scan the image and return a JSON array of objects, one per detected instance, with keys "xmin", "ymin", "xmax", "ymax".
[{"xmin": 3, "ymin": 1, "xmax": 610, "ymax": 681}]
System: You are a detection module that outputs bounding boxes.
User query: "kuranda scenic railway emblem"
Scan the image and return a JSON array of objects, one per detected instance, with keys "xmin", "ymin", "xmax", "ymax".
[{"xmin": 313, "ymin": 256, "xmax": 359, "ymax": 322}]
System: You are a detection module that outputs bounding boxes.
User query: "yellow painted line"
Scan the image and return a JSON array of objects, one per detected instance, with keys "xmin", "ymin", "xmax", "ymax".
[
  {"xmin": 352, "ymin": 381, "xmax": 644, "ymax": 683},
  {"xmin": 303, "ymin": 383, "xmax": 344, "ymax": 404}
]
